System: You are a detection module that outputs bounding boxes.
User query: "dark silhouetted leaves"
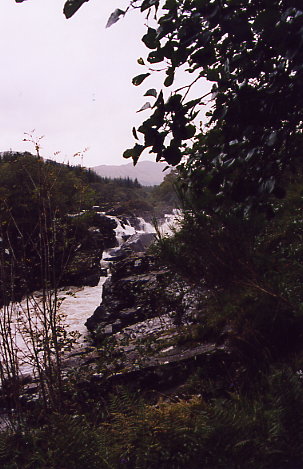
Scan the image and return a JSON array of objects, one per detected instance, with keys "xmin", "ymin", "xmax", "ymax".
[
  {"xmin": 142, "ymin": 28, "xmax": 159, "ymax": 49},
  {"xmin": 162, "ymin": 144, "xmax": 182, "ymax": 166},
  {"xmin": 165, "ymin": 94, "xmax": 182, "ymax": 112},
  {"xmin": 132, "ymin": 73, "xmax": 150, "ymax": 86},
  {"xmin": 144, "ymin": 89, "xmax": 157, "ymax": 98},
  {"xmin": 191, "ymin": 47, "xmax": 216, "ymax": 67},
  {"xmin": 123, "ymin": 144, "xmax": 145, "ymax": 164},
  {"xmin": 132, "ymin": 127, "xmax": 138, "ymax": 140},
  {"xmin": 122, "ymin": 0, "xmax": 303, "ymax": 215},
  {"xmin": 141, "ymin": 0, "xmax": 159, "ymax": 12},
  {"xmin": 63, "ymin": 0, "xmax": 89, "ymax": 19},
  {"xmin": 137, "ymin": 102, "xmax": 152, "ymax": 112},
  {"xmin": 164, "ymin": 69, "xmax": 175, "ymax": 87},
  {"xmin": 106, "ymin": 9, "xmax": 125, "ymax": 28}
]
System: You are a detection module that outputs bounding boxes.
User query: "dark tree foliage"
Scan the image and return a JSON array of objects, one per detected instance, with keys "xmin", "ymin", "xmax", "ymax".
[{"xmin": 63, "ymin": 0, "xmax": 303, "ymax": 212}]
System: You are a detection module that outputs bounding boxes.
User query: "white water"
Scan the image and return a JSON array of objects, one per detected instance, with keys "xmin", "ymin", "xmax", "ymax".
[
  {"xmin": 0, "ymin": 213, "xmax": 181, "ymax": 376},
  {"xmin": 158, "ymin": 209, "xmax": 182, "ymax": 236},
  {"xmin": 60, "ymin": 211, "xmax": 181, "ymax": 337}
]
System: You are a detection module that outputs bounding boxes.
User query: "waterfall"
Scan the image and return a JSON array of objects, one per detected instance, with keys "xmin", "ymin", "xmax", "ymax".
[{"xmin": 1, "ymin": 212, "xmax": 181, "ymax": 376}]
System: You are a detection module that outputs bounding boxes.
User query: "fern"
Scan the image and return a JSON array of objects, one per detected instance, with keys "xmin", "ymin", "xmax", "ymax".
[{"xmin": 0, "ymin": 432, "xmax": 10, "ymax": 464}]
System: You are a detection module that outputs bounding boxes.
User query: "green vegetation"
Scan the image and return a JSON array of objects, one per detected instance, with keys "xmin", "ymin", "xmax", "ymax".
[
  {"xmin": 0, "ymin": 151, "xmax": 176, "ymax": 301},
  {"xmin": 1, "ymin": 370, "xmax": 303, "ymax": 468},
  {"xmin": 0, "ymin": 151, "xmax": 95, "ymax": 302},
  {"xmin": 89, "ymin": 169, "xmax": 178, "ymax": 216},
  {"xmin": 3, "ymin": 0, "xmax": 303, "ymax": 467}
]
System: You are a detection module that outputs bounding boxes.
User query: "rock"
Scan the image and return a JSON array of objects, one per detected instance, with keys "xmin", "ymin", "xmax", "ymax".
[
  {"xmin": 61, "ymin": 251, "xmax": 102, "ymax": 287},
  {"xmin": 120, "ymin": 232, "xmax": 155, "ymax": 254},
  {"xmin": 86, "ymin": 253, "xmax": 205, "ymax": 344}
]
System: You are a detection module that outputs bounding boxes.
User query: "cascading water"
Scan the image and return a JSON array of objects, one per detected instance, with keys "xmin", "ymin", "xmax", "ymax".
[{"xmin": 1, "ymin": 212, "xmax": 181, "ymax": 376}]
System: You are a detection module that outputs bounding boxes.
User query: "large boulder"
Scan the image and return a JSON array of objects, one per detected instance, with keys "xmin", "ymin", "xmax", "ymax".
[
  {"xmin": 85, "ymin": 253, "xmax": 204, "ymax": 342},
  {"xmin": 85, "ymin": 254, "xmax": 168, "ymax": 334}
]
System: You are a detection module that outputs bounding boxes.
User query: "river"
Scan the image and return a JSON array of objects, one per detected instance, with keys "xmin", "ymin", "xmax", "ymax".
[{"xmin": 0, "ymin": 212, "xmax": 180, "ymax": 377}]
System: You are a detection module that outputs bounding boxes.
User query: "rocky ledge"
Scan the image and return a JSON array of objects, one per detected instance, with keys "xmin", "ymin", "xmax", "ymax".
[{"xmin": 84, "ymin": 252, "xmax": 229, "ymax": 394}]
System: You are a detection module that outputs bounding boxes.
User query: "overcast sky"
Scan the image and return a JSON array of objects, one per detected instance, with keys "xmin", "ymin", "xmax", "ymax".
[{"xmin": 0, "ymin": 0, "xmax": 210, "ymax": 167}]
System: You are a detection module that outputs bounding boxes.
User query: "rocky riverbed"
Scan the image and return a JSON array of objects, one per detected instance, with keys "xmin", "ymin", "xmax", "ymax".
[
  {"xmin": 14, "ymin": 211, "xmax": 230, "ymax": 405},
  {"xmin": 80, "ymin": 251, "xmax": 229, "ymax": 396}
]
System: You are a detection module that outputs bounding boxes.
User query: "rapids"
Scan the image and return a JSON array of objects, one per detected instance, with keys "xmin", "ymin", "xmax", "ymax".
[{"xmin": 0, "ymin": 213, "xmax": 181, "ymax": 376}]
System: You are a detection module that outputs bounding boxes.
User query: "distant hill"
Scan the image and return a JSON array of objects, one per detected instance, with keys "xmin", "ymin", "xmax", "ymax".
[{"xmin": 90, "ymin": 161, "xmax": 170, "ymax": 186}]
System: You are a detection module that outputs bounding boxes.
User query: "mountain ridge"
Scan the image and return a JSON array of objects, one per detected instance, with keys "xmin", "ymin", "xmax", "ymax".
[{"xmin": 90, "ymin": 160, "xmax": 169, "ymax": 186}]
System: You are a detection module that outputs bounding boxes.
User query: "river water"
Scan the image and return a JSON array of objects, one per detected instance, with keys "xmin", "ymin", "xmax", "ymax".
[
  {"xmin": 0, "ymin": 212, "xmax": 181, "ymax": 376},
  {"xmin": 59, "ymin": 211, "xmax": 180, "ymax": 340}
]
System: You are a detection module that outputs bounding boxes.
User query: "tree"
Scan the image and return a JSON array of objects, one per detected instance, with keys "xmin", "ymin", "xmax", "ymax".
[{"xmin": 63, "ymin": 0, "xmax": 303, "ymax": 213}]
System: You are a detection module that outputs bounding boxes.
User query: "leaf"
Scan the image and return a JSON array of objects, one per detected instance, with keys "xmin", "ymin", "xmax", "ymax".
[
  {"xmin": 142, "ymin": 28, "xmax": 159, "ymax": 49},
  {"xmin": 63, "ymin": 0, "xmax": 89, "ymax": 19},
  {"xmin": 137, "ymin": 102, "xmax": 152, "ymax": 112},
  {"xmin": 165, "ymin": 94, "xmax": 182, "ymax": 112},
  {"xmin": 144, "ymin": 89, "xmax": 157, "ymax": 98},
  {"xmin": 261, "ymin": 178, "xmax": 275, "ymax": 194},
  {"xmin": 164, "ymin": 72, "xmax": 174, "ymax": 87},
  {"xmin": 141, "ymin": 0, "xmax": 159, "ymax": 12},
  {"xmin": 191, "ymin": 47, "xmax": 216, "ymax": 67},
  {"xmin": 123, "ymin": 148, "xmax": 133, "ymax": 158},
  {"xmin": 154, "ymin": 90, "xmax": 164, "ymax": 109},
  {"xmin": 105, "ymin": 8, "xmax": 125, "ymax": 28},
  {"xmin": 143, "ymin": 128, "xmax": 162, "ymax": 148},
  {"xmin": 123, "ymin": 144, "xmax": 145, "ymax": 159},
  {"xmin": 162, "ymin": 144, "xmax": 182, "ymax": 165},
  {"xmin": 253, "ymin": 10, "xmax": 279, "ymax": 32},
  {"xmin": 163, "ymin": 0, "xmax": 178, "ymax": 11},
  {"xmin": 147, "ymin": 50, "xmax": 164, "ymax": 63},
  {"xmin": 132, "ymin": 127, "xmax": 138, "ymax": 140},
  {"xmin": 267, "ymin": 131, "xmax": 277, "ymax": 147},
  {"xmin": 184, "ymin": 124, "xmax": 196, "ymax": 139},
  {"xmin": 132, "ymin": 73, "xmax": 150, "ymax": 86},
  {"xmin": 137, "ymin": 57, "xmax": 145, "ymax": 65},
  {"xmin": 206, "ymin": 68, "xmax": 220, "ymax": 81}
]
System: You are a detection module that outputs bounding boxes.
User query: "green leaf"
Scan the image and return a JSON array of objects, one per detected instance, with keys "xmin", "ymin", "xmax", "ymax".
[
  {"xmin": 132, "ymin": 73, "xmax": 151, "ymax": 86},
  {"xmin": 63, "ymin": 0, "xmax": 89, "ymax": 19},
  {"xmin": 144, "ymin": 89, "xmax": 157, "ymax": 98},
  {"xmin": 105, "ymin": 8, "xmax": 125, "ymax": 28}
]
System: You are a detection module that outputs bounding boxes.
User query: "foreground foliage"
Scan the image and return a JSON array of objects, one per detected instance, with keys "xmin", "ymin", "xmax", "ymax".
[
  {"xmin": 1, "ymin": 366, "xmax": 303, "ymax": 468},
  {"xmin": 7, "ymin": 2, "xmax": 303, "ymax": 466}
]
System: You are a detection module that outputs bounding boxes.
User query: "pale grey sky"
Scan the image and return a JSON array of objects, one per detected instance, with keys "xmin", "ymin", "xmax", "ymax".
[{"xmin": 0, "ymin": 0, "xmax": 210, "ymax": 167}]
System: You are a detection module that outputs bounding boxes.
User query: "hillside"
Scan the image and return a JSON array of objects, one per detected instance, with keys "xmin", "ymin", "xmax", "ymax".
[{"xmin": 90, "ymin": 160, "xmax": 169, "ymax": 186}]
